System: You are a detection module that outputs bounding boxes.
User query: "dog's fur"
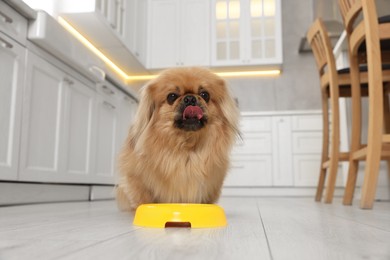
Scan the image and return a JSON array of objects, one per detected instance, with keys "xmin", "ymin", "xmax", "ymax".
[{"xmin": 116, "ymin": 67, "xmax": 239, "ymax": 211}]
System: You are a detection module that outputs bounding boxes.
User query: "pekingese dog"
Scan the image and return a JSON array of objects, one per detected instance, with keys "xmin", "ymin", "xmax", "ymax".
[{"xmin": 116, "ymin": 67, "xmax": 239, "ymax": 211}]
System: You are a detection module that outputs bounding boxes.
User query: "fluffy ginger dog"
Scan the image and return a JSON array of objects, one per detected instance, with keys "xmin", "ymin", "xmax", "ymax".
[{"xmin": 116, "ymin": 67, "xmax": 239, "ymax": 211}]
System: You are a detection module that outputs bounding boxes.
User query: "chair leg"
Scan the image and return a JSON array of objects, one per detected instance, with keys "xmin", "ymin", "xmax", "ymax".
[
  {"xmin": 343, "ymin": 82, "xmax": 362, "ymax": 205},
  {"xmin": 324, "ymin": 93, "xmax": 340, "ymax": 204},
  {"xmin": 343, "ymin": 53, "xmax": 363, "ymax": 206},
  {"xmin": 343, "ymin": 160, "xmax": 359, "ymax": 205},
  {"xmin": 316, "ymin": 93, "xmax": 329, "ymax": 202},
  {"xmin": 360, "ymin": 78, "xmax": 384, "ymax": 210}
]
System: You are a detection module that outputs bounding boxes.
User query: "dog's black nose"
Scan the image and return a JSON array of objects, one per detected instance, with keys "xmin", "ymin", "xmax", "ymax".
[{"xmin": 183, "ymin": 95, "xmax": 197, "ymax": 106}]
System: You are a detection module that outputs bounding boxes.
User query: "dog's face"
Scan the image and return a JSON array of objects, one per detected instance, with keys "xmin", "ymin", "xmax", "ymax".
[{"xmin": 138, "ymin": 67, "xmax": 236, "ymax": 134}]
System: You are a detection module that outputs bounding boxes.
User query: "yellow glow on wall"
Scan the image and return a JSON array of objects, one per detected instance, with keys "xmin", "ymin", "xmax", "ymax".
[
  {"xmin": 58, "ymin": 16, "xmax": 281, "ymax": 83},
  {"xmin": 217, "ymin": 70, "xmax": 280, "ymax": 77}
]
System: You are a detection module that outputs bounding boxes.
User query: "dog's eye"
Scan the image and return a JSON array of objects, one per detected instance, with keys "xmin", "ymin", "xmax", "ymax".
[
  {"xmin": 167, "ymin": 93, "xmax": 179, "ymax": 105},
  {"xmin": 200, "ymin": 91, "xmax": 210, "ymax": 103}
]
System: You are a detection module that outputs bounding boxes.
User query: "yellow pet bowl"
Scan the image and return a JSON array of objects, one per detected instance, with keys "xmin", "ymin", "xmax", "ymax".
[{"xmin": 133, "ymin": 203, "xmax": 227, "ymax": 228}]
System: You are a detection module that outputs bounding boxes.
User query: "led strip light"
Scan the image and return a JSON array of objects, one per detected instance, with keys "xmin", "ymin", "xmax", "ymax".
[{"xmin": 58, "ymin": 17, "xmax": 281, "ymax": 82}]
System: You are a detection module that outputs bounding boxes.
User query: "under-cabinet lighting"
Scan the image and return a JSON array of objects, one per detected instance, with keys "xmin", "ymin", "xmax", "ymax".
[
  {"xmin": 216, "ymin": 70, "xmax": 280, "ymax": 77},
  {"xmin": 58, "ymin": 16, "xmax": 281, "ymax": 83},
  {"xmin": 127, "ymin": 69, "xmax": 281, "ymax": 82},
  {"xmin": 58, "ymin": 16, "xmax": 128, "ymax": 79}
]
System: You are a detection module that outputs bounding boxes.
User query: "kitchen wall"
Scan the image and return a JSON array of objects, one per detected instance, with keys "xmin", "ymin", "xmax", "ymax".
[
  {"xmin": 128, "ymin": 0, "xmax": 320, "ymax": 112},
  {"xmin": 226, "ymin": 0, "xmax": 320, "ymax": 112}
]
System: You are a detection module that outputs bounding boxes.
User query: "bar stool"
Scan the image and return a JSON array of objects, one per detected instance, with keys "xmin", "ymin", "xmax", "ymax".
[
  {"xmin": 338, "ymin": 0, "xmax": 390, "ymax": 209},
  {"xmin": 306, "ymin": 18, "xmax": 370, "ymax": 203}
]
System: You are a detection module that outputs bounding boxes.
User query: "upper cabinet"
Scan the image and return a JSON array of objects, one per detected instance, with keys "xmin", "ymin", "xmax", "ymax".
[
  {"xmin": 54, "ymin": 0, "xmax": 147, "ymax": 74},
  {"xmin": 123, "ymin": 0, "xmax": 148, "ymax": 66},
  {"xmin": 211, "ymin": 0, "xmax": 282, "ymax": 67},
  {"xmin": 147, "ymin": 0, "xmax": 210, "ymax": 70}
]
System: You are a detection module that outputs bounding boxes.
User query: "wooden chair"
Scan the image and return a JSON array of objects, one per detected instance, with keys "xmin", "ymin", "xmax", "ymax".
[
  {"xmin": 306, "ymin": 18, "xmax": 367, "ymax": 204},
  {"xmin": 338, "ymin": 0, "xmax": 390, "ymax": 209}
]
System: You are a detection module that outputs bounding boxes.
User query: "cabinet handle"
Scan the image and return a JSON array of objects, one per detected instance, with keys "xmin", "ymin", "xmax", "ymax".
[
  {"xmin": 0, "ymin": 11, "xmax": 13, "ymax": 24},
  {"xmin": 232, "ymin": 165, "xmax": 245, "ymax": 169},
  {"xmin": 102, "ymin": 85, "xmax": 115, "ymax": 95},
  {"xmin": 103, "ymin": 101, "xmax": 116, "ymax": 109},
  {"xmin": 63, "ymin": 77, "xmax": 74, "ymax": 85},
  {"xmin": 0, "ymin": 36, "xmax": 13, "ymax": 49}
]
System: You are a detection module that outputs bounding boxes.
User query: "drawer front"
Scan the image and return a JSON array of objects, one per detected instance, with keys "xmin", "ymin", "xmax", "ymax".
[
  {"xmin": 0, "ymin": 2, "xmax": 27, "ymax": 45},
  {"xmin": 232, "ymin": 132, "xmax": 272, "ymax": 155},
  {"xmin": 97, "ymin": 82, "xmax": 119, "ymax": 101},
  {"xmin": 292, "ymin": 132, "xmax": 322, "ymax": 154},
  {"xmin": 225, "ymin": 155, "xmax": 272, "ymax": 187},
  {"xmin": 292, "ymin": 114, "xmax": 322, "ymax": 131},
  {"xmin": 240, "ymin": 116, "xmax": 271, "ymax": 133}
]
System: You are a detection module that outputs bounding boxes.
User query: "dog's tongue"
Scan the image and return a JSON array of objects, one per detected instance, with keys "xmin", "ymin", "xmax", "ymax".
[{"xmin": 183, "ymin": 106, "xmax": 203, "ymax": 120}]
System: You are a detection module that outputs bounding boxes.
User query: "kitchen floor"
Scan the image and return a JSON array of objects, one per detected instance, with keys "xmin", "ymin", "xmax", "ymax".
[{"xmin": 0, "ymin": 197, "xmax": 389, "ymax": 260}]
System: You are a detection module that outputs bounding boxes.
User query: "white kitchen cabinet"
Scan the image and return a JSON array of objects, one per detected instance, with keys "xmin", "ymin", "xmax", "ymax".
[
  {"xmin": 56, "ymin": 0, "xmax": 125, "ymax": 38},
  {"xmin": 124, "ymin": 0, "xmax": 148, "ymax": 66},
  {"xmin": 19, "ymin": 50, "xmax": 102, "ymax": 184},
  {"xmin": 224, "ymin": 111, "xmax": 328, "ymax": 188},
  {"xmin": 61, "ymin": 77, "xmax": 96, "ymax": 183},
  {"xmin": 211, "ymin": 0, "xmax": 282, "ymax": 66},
  {"xmin": 55, "ymin": 0, "xmax": 146, "ymax": 74},
  {"xmin": 272, "ymin": 116, "xmax": 293, "ymax": 186},
  {"xmin": 147, "ymin": 0, "xmax": 210, "ymax": 69},
  {"xmin": 116, "ymin": 92, "xmax": 137, "ymax": 152},
  {"xmin": 93, "ymin": 82, "xmax": 119, "ymax": 184},
  {"xmin": 225, "ymin": 116, "xmax": 273, "ymax": 187},
  {"xmin": 0, "ymin": 33, "xmax": 25, "ymax": 180},
  {"xmin": 291, "ymin": 115, "xmax": 344, "ymax": 187},
  {"xmin": 19, "ymin": 51, "xmax": 67, "ymax": 182}
]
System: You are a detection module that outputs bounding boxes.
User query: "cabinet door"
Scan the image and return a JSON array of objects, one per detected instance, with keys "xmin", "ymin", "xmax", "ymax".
[
  {"xmin": 61, "ymin": 78, "xmax": 96, "ymax": 183},
  {"xmin": 19, "ymin": 51, "xmax": 66, "ymax": 182},
  {"xmin": 123, "ymin": 0, "xmax": 148, "ymax": 66},
  {"xmin": 225, "ymin": 155, "xmax": 273, "ymax": 186},
  {"xmin": 180, "ymin": 0, "xmax": 210, "ymax": 66},
  {"xmin": 211, "ymin": 0, "xmax": 243, "ymax": 65},
  {"xmin": 134, "ymin": 0, "xmax": 148, "ymax": 65},
  {"xmin": 148, "ymin": 0, "xmax": 179, "ymax": 69},
  {"xmin": 245, "ymin": 0, "xmax": 282, "ymax": 64},
  {"xmin": 0, "ymin": 34, "xmax": 25, "ymax": 180},
  {"xmin": 211, "ymin": 0, "xmax": 282, "ymax": 66},
  {"xmin": 272, "ymin": 116, "xmax": 293, "ymax": 186},
  {"xmin": 93, "ymin": 95, "xmax": 118, "ymax": 184},
  {"xmin": 116, "ymin": 94, "xmax": 137, "ymax": 153}
]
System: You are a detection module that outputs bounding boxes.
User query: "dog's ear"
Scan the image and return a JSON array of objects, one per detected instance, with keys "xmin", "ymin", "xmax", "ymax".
[
  {"xmin": 128, "ymin": 83, "xmax": 156, "ymax": 146},
  {"xmin": 217, "ymin": 79, "xmax": 240, "ymax": 133}
]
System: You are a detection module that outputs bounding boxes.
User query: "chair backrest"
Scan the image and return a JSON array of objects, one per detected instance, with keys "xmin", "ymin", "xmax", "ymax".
[
  {"xmin": 338, "ymin": 0, "xmax": 384, "ymax": 88},
  {"xmin": 307, "ymin": 19, "xmax": 338, "ymax": 80},
  {"xmin": 338, "ymin": 0, "xmax": 362, "ymax": 33}
]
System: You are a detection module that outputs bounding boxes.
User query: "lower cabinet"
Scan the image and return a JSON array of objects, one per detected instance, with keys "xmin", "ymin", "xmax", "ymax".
[
  {"xmin": 16, "ymin": 50, "xmax": 137, "ymax": 184},
  {"xmin": 62, "ymin": 78, "xmax": 96, "ymax": 182},
  {"xmin": 224, "ymin": 111, "xmax": 334, "ymax": 188},
  {"xmin": 93, "ymin": 82, "xmax": 119, "ymax": 184},
  {"xmin": 0, "ymin": 33, "xmax": 25, "ymax": 180},
  {"xmin": 19, "ymin": 51, "xmax": 67, "ymax": 182}
]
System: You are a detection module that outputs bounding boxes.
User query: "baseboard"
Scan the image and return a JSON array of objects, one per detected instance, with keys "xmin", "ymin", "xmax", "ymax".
[
  {"xmin": 0, "ymin": 182, "xmax": 115, "ymax": 206},
  {"xmin": 222, "ymin": 187, "xmax": 345, "ymax": 197},
  {"xmin": 90, "ymin": 185, "xmax": 115, "ymax": 200},
  {"xmin": 0, "ymin": 182, "xmax": 90, "ymax": 206}
]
